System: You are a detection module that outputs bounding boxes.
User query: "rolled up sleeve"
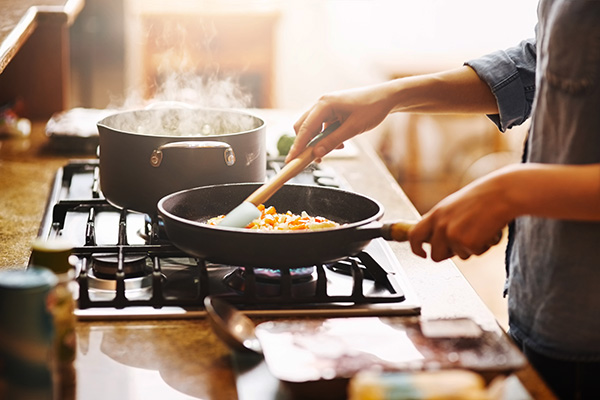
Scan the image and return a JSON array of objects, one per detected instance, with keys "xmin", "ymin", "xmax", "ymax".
[{"xmin": 465, "ymin": 38, "xmax": 537, "ymax": 132}]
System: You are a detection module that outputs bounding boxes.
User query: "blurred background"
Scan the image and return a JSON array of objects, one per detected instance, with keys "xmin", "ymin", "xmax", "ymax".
[{"xmin": 69, "ymin": 0, "xmax": 539, "ymax": 329}]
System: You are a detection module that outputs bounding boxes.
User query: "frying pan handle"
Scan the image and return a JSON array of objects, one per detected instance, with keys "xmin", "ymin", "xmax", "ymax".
[
  {"xmin": 380, "ymin": 221, "xmax": 416, "ymax": 242},
  {"xmin": 150, "ymin": 141, "xmax": 236, "ymax": 167}
]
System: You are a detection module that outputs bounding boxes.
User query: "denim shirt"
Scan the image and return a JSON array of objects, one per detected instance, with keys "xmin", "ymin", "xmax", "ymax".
[{"xmin": 466, "ymin": 0, "xmax": 600, "ymax": 362}]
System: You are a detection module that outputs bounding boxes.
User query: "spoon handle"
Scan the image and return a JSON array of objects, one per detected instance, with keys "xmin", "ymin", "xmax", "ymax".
[{"xmin": 245, "ymin": 121, "xmax": 341, "ymax": 206}]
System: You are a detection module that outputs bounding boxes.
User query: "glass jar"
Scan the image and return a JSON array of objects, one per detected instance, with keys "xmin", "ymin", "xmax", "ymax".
[{"xmin": 31, "ymin": 237, "xmax": 78, "ymax": 400}]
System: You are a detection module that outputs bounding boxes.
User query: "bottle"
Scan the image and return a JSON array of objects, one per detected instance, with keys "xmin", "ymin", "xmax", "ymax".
[
  {"xmin": 0, "ymin": 267, "xmax": 57, "ymax": 400},
  {"xmin": 30, "ymin": 237, "xmax": 77, "ymax": 400}
]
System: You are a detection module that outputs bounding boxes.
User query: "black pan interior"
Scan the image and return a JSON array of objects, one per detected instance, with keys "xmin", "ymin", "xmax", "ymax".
[{"xmin": 164, "ymin": 183, "xmax": 381, "ymax": 226}]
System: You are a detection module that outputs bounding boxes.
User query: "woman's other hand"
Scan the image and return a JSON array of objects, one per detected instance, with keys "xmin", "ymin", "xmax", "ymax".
[{"xmin": 409, "ymin": 167, "xmax": 514, "ymax": 261}]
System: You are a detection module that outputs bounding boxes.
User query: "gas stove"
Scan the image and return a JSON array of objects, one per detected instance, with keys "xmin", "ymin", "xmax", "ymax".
[{"xmin": 32, "ymin": 159, "xmax": 420, "ymax": 319}]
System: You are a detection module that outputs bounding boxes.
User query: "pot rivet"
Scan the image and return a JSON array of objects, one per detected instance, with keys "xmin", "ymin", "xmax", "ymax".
[
  {"xmin": 224, "ymin": 148, "xmax": 236, "ymax": 166},
  {"xmin": 150, "ymin": 150, "xmax": 163, "ymax": 167}
]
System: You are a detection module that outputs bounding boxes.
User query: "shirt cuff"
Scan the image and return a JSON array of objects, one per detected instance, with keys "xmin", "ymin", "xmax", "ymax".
[{"xmin": 466, "ymin": 51, "xmax": 529, "ymax": 132}]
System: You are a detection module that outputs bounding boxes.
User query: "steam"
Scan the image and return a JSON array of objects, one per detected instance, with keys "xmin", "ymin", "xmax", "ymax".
[
  {"xmin": 107, "ymin": 18, "xmax": 257, "ymax": 136},
  {"xmin": 152, "ymin": 72, "xmax": 252, "ymax": 110}
]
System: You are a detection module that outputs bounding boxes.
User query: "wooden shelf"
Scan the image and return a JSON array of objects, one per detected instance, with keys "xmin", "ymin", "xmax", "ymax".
[
  {"xmin": 0, "ymin": 0, "xmax": 84, "ymax": 119},
  {"xmin": 129, "ymin": 7, "xmax": 280, "ymax": 108}
]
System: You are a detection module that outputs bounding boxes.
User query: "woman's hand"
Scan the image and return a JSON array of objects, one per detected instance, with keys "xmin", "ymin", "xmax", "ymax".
[
  {"xmin": 409, "ymin": 167, "xmax": 514, "ymax": 261},
  {"xmin": 409, "ymin": 162, "xmax": 600, "ymax": 261},
  {"xmin": 286, "ymin": 82, "xmax": 396, "ymax": 162}
]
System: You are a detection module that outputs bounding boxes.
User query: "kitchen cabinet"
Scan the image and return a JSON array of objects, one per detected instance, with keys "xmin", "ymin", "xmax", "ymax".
[
  {"xmin": 125, "ymin": 1, "xmax": 280, "ymax": 108},
  {"xmin": 0, "ymin": 0, "xmax": 84, "ymax": 119}
]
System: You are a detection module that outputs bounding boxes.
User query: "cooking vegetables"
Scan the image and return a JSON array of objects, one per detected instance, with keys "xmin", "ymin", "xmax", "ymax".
[{"xmin": 207, "ymin": 204, "xmax": 341, "ymax": 231}]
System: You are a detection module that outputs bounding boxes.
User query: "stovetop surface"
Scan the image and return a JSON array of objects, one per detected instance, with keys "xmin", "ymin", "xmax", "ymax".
[{"xmin": 34, "ymin": 159, "xmax": 420, "ymax": 319}]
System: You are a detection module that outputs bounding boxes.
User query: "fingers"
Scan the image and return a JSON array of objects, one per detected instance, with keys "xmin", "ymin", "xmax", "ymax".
[
  {"xmin": 452, "ymin": 245, "xmax": 472, "ymax": 260},
  {"xmin": 409, "ymin": 216, "xmax": 457, "ymax": 261},
  {"xmin": 408, "ymin": 218, "xmax": 431, "ymax": 259},
  {"xmin": 287, "ymin": 104, "xmax": 337, "ymax": 162},
  {"xmin": 410, "ymin": 218, "xmax": 504, "ymax": 262},
  {"xmin": 292, "ymin": 108, "xmax": 310, "ymax": 134},
  {"xmin": 466, "ymin": 230, "xmax": 503, "ymax": 257},
  {"xmin": 491, "ymin": 230, "xmax": 503, "ymax": 246},
  {"xmin": 428, "ymin": 227, "xmax": 455, "ymax": 262},
  {"xmin": 289, "ymin": 121, "xmax": 349, "ymax": 164}
]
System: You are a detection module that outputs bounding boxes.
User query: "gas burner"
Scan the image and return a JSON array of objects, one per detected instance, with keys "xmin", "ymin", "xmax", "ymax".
[
  {"xmin": 87, "ymin": 253, "xmax": 155, "ymax": 300},
  {"xmin": 91, "ymin": 253, "xmax": 149, "ymax": 278},
  {"xmin": 223, "ymin": 267, "xmax": 318, "ymax": 297},
  {"xmin": 247, "ymin": 266, "xmax": 315, "ymax": 282},
  {"xmin": 86, "ymin": 268, "xmax": 153, "ymax": 299}
]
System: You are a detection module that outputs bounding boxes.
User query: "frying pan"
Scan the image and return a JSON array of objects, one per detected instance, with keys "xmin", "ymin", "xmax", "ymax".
[{"xmin": 157, "ymin": 183, "xmax": 415, "ymax": 268}]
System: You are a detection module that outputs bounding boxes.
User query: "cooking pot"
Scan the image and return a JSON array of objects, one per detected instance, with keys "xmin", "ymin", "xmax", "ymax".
[{"xmin": 97, "ymin": 106, "xmax": 266, "ymax": 215}]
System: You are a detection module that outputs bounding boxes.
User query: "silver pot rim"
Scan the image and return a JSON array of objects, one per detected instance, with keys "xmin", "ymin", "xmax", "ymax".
[{"xmin": 97, "ymin": 106, "xmax": 266, "ymax": 139}]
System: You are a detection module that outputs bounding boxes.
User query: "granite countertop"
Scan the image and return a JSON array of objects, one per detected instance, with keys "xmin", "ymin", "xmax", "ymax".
[{"xmin": 0, "ymin": 113, "xmax": 555, "ymax": 399}]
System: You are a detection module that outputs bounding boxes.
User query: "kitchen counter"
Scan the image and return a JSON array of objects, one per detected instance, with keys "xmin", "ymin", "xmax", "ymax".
[{"xmin": 0, "ymin": 113, "xmax": 556, "ymax": 399}]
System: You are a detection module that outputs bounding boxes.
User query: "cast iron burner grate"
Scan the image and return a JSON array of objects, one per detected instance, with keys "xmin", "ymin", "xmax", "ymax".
[{"xmin": 31, "ymin": 159, "xmax": 420, "ymax": 318}]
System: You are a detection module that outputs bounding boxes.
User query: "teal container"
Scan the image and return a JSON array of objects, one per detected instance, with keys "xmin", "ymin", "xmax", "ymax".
[{"xmin": 0, "ymin": 267, "xmax": 57, "ymax": 395}]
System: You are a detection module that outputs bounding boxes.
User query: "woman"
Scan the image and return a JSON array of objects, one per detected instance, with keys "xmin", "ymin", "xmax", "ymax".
[{"xmin": 286, "ymin": 1, "xmax": 600, "ymax": 398}]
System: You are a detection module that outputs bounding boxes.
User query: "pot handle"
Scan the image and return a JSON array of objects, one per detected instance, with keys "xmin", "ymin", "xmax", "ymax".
[{"xmin": 150, "ymin": 141, "xmax": 236, "ymax": 167}]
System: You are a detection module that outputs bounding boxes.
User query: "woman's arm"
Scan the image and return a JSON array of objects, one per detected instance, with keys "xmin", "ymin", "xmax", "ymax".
[
  {"xmin": 287, "ymin": 66, "xmax": 498, "ymax": 161},
  {"xmin": 387, "ymin": 66, "xmax": 498, "ymax": 114}
]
